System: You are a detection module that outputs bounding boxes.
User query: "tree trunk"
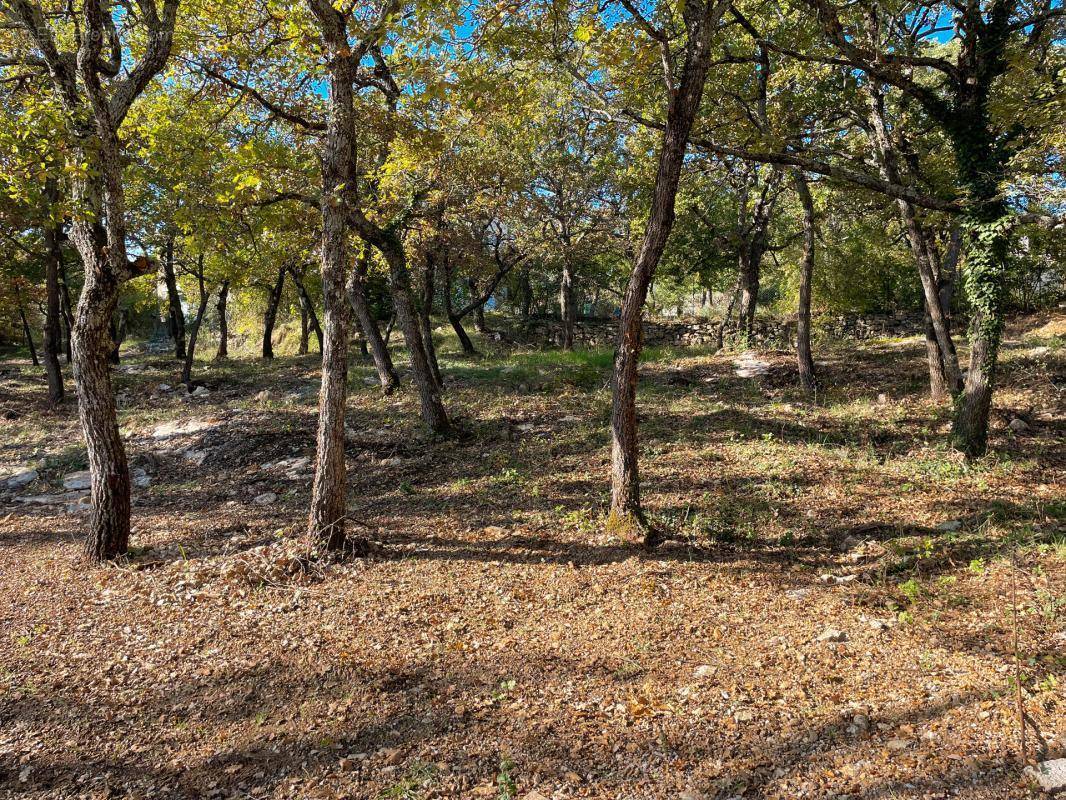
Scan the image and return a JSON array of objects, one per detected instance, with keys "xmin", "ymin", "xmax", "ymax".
[
  {"xmin": 181, "ymin": 260, "xmax": 211, "ymax": 388},
  {"xmin": 42, "ymin": 183, "xmax": 65, "ymax": 405},
  {"xmin": 865, "ymin": 82, "xmax": 961, "ymax": 400},
  {"xmin": 791, "ymin": 171, "xmax": 817, "ymax": 392},
  {"xmin": 519, "ymin": 268, "xmax": 533, "ymax": 318},
  {"xmin": 469, "ymin": 277, "xmax": 489, "ymax": 334},
  {"xmin": 380, "ymin": 241, "xmax": 451, "ymax": 434},
  {"xmin": 736, "ymin": 251, "xmax": 759, "ymax": 340},
  {"xmin": 69, "ymin": 205, "xmax": 131, "ymax": 563},
  {"xmin": 299, "ymin": 305, "xmax": 310, "ymax": 355},
  {"xmin": 262, "ymin": 266, "xmax": 285, "ymax": 360},
  {"xmin": 419, "ymin": 258, "xmax": 444, "ymax": 388},
  {"xmin": 214, "ymin": 280, "xmax": 229, "ymax": 360},
  {"xmin": 559, "ymin": 262, "xmax": 577, "ymax": 350},
  {"xmin": 304, "ymin": 14, "xmax": 361, "ymax": 554},
  {"xmin": 162, "ymin": 234, "xmax": 186, "ymax": 360},
  {"xmin": 347, "ymin": 254, "xmax": 400, "ymax": 393},
  {"xmin": 609, "ymin": 0, "xmax": 722, "ymax": 541},
  {"xmin": 952, "ymin": 203, "xmax": 1009, "ymax": 457},
  {"xmin": 291, "ymin": 268, "xmax": 324, "ymax": 354},
  {"xmin": 59, "ymin": 258, "xmax": 75, "ymax": 363},
  {"xmin": 16, "ymin": 287, "xmax": 39, "ymax": 366},
  {"xmin": 443, "ymin": 263, "xmax": 477, "ymax": 355},
  {"xmin": 109, "ymin": 312, "xmax": 126, "ymax": 364}
]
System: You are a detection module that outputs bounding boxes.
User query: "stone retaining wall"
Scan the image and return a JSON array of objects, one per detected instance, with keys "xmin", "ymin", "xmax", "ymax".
[{"xmin": 508, "ymin": 312, "xmax": 927, "ymax": 349}]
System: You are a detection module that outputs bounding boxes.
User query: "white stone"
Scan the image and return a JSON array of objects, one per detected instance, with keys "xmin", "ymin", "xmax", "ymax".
[
  {"xmin": 152, "ymin": 419, "xmax": 211, "ymax": 439},
  {"xmin": 6, "ymin": 468, "xmax": 38, "ymax": 489},
  {"xmin": 63, "ymin": 471, "xmax": 92, "ymax": 491},
  {"xmin": 1025, "ymin": 759, "xmax": 1066, "ymax": 793},
  {"xmin": 253, "ymin": 492, "xmax": 277, "ymax": 505},
  {"xmin": 182, "ymin": 449, "xmax": 208, "ymax": 466},
  {"xmin": 132, "ymin": 468, "xmax": 151, "ymax": 488},
  {"xmin": 816, "ymin": 628, "xmax": 848, "ymax": 643},
  {"xmin": 192, "ymin": 385, "xmax": 210, "ymax": 397},
  {"xmin": 732, "ymin": 352, "xmax": 770, "ymax": 379},
  {"xmin": 936, "ymin": 519, "xmax": 963, "ymax": 532}
]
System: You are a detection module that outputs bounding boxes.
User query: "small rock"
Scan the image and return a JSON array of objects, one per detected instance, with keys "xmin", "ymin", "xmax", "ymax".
[
  {"xmin": 936, "ymin": 519, "xmax": 963, "ymax": 532},
  {"xmin": 816, "ymin": 628, "xmax": 848, "ymax": 643},
  {"xmin": 786, "ymin": 588, "xmax": 811, "ymax": 601},
  {"xmin": 182, "ymin": 449, "xmax": 208, "ymax": 466},
  {"xmin": 132, "ymin": 468, "xmax": 151, "ymax": 488},
  {"xmin": 63, "ymin": 471, "xmax": 92, "ymax": 491},
  {"xmin": 6, "ymin": 468, "xmax": 38, "ymax": 489},
  {"xmin": 1024, "ymin": 758, "xmax": 1066, "ymax": 793},
  {"xmin": 522, "ymin": 791, "xmax": 550, "ymax": 800},
  {"xmin": 192, "ymin": 385, "xmax": 210, "ymax": 397},
  {"xmin": 694, "ymin": 665, "xmax": 715, "ymax": 678},
  {"xmin": 253, "ymin": 492, "xmax": 278, "ymax": 505},
  {"xmin": 1008, "ymin": 417, "xmax": 1030, "ymax": 434},
  {"xmin": 885, "ymin": 738, "xmax": 910, "ymax": 752}
]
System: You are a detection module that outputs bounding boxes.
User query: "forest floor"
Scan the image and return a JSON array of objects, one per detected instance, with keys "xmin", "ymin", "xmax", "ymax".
[{"xmin": 0, "ymin": 312, "xmax": 1063, "ymax": 800}]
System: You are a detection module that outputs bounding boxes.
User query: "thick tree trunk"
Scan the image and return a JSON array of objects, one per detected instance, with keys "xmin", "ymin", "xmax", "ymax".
[
  {"xmin": 791, "ymin": 171, "xmax": 817, "ymax": 392},
  {"xmin": 69, "ymin": 206, "xmax": 131, "ymax": 563},
  {"xmin": 347, "ymin": 255, "xmax": 400, "ymax": 393},
  {"xmin": 261, "ymin": 266, "xmax": 285, "ymax": 360},
  {"xmin": 162, "ymin": 235, "xmax": 186, "ymax": 360},
  {"xmin": 42, "ymin": 184, "xmax": 65, "ymax": 405},
  {"xmin": 181, "ymin": 262, "xmax": 211, "ymax": 388},
  {"xmin": 214, "ymin": 280, "xmax": 229, "ymax": 360},
  {"xmin": 952, "ymin": 204, "xmax": 1008, "ymax": 457},
  {"xmin": 610, "ymin": 0, "xmax": 722, "ymax": 541},
  {"xmin": 559, "ymin": 262, "xmax": 577, "ymax": 350}
]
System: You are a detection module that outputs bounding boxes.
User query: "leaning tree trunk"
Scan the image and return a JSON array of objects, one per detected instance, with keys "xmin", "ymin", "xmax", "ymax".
[
  {"xmin": 791, "ymin": 171, "xmax": 817, "ymax": 392},
  {"xmin": 42, "ymin": 183, "xmax": 64, "ymax": 405},
  {"xmin": 347, "ymin": 257, "xmax": 400, "ymax": 393},
  {"xmin": 443, "ymin": 265, "xmax": 477, "ymax": 355},
  {"xmin": 16, "ymin": 287, "xmax": 39, "ymax": 366},
  {"xmin": 261, "ymin": 266, "xmax": 285, "ymax": 360},
  {"xmin": 181, "ymin": 262, "xmax": 211, "ymax": 388},
  {"xmin": 610, "ymin": 0, "xmax": 721, "ymax": 541},
  {"xmin": 162, "ymin": 234, "xmax": 186, "ymax": 360},
  {"xmin": 559, "ymin": 262, "xmax": 577, "ymax": 350},
  {"xmin": 866, "ymin": 81, "xmax": 961, "ymax": 401},
  {"xmin": 381, "ymin": 242, "xmax": 451, "ymax": 434},
  {"xmin": 214, "ymin": 280, "xmax": 229, "ymax": 360}
]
